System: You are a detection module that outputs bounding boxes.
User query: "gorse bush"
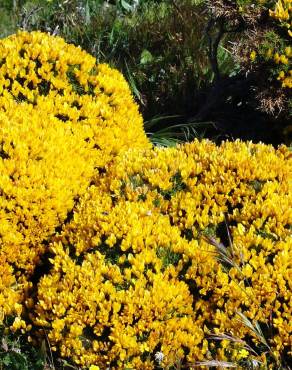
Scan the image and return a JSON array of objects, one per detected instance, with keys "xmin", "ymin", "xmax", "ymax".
[
  {"xmin": 0, "ymin": 31, "xmax": 291, "ymax": 370},
  {"xmin": 0, "ymin": 31, "xmax": 150, "ymax": 166},
  {"xmin": 0, "ymin": 103, "xmax": 96, "ymax": 324},
  {"xmin": 0, "ymin": 104, "xmax": 95, "ymax": 271},
  {"xmin": 34, "ymin": 141, "xmax": 291, "ymax": 369},
  {"xmin": 0, "ymin": 31, "xmax": 149, "ymax": 334},
  {"xmin": 2, "ymin": 1, "xmax": 291, "ymax": 144},
  {"xmin": 210, "ymin": 0, "xmax": 292, "ymax": 116}
]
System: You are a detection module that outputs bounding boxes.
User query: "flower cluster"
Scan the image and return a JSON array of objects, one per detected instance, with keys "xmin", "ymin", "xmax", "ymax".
[
  {"xmin": 269, "ymin": 0, "xmax": 292, "ymax": 31},
  {"xmin": 211, "ymin": 0, "xmax": 291, "ymax": 116},
  {"xmin": 245, "ymin": 0, "xmax": 292, "ymax": 90},
  {"xmin": 34, "ymin": 140, "xmax": 292, "ymax": 368},
  {"xmin": 0, "ymin": 102, "xmax": 96, "ymax": 322},
  {"xmin": 0, "ymin": 31, "xmax": 150, "ymax": 168},
  {"xmin": 0, "ymin": 31, "xmax": 150, "ymax": 329},
  {"xmin": 35, "ymin": 242, "xmax": 205, "ymax": 368},
  {"xmin": 269, "ymin": 0, "xmax": 292, "ymax": 88}
]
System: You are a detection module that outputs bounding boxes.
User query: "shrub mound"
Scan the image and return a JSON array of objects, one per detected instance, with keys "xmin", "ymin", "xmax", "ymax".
[
  {"xmin": 0, "ymin": 31, "xmax": 150, "ymax": 330},
  {"xmin": 0, "ymin": 31, "xmax": 150, "ymax": 167},
  {"xmin": 34, "ymin": 140, "xmax": 292, "ymax": 369},
  {"xmin": 0, "ymin": 29, "xmax": 291, "ymax": 370},
  {"xmin": 0, "ymin": 103, "xmax": 96, "ymax": 321}
]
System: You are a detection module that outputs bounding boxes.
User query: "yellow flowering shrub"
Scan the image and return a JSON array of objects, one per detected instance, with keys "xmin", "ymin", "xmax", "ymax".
[
  {"xmin": 0, "ymin": 31, "xmax": 150, "ymax": 167},
  {"xmin": 218, "ymin": 0, "xmax": 292, "ymax": 90},
  {"xmin": 34, "ymin": 140, "xmax": 292, "ymax": 368},
  {"xmin": 0, "ymin": 255, "xmax": 28, "ymax": 323},
  {"xmin": 269, "ymin": 0, "xmax": 292, "ymax": 89},
  {"xmin": 0, "ymin": 30, "xmax": 150, "ymax": 329},
  {"xmin": 211, "ymin": 0, "xmax": 291, "ymax": 118},
  {"xmin": 251, "ymin": 0, "xmax": 292, "ymax": 91},
  {"xmin": 0, "ymin": 28, "xmax": 290, "ymax": 370},
  {"xmin": 0, "ymin": 102, "xmax": 96, "ymax": 326}
]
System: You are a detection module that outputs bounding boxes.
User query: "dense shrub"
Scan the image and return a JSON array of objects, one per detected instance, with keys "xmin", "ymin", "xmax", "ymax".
[
  {"xmin": 0, "ymin": 29, "xmax": 291, "ymax": 370},
  {"xmin": 0, "ymin": 31, "xmax": 150, "ymax": 167},
  {"xmin": 34, "ymin": 140, "xmax": 291, "ymax": 369},
  {"xmin": 1, "ymin": 1, "xmax": 233, "ymax": 119},
  {"xmin": 3, "ymin": 1, "xmax": 291, "ymax": 144},
  {"xmin": 209, "ymin": 0, "xmax": 291, "ymax": 116},
  {"xmin": 0, "ymin": 31, "xmax": 149, "ymax": 334},
  {"xmin": 0, "ymin": 103, "xmax": 96, "ymax": 324}
]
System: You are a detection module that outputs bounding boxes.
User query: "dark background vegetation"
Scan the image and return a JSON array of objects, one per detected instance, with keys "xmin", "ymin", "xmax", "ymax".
[{"xmin": 0, "ymin": 0, "xmax": 291, "ymax": 145}]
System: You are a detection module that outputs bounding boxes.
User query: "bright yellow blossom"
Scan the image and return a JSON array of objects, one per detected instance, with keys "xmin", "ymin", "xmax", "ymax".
[
  {"xmin": 250, "ymin": 50, "xmax": 257, "ymax": 61},
  {"xmin": 0, "ymin": 31, "xmax": 150, "ymax": 327},
  {"xmin": 33, "ymin": 140, "xmax": 292, "ymax": 369},
  {"xmin": 0, "ymin": 28, "xmax": 290, "ymax": 370},
  {"xmin": 0, "ymin": 31, "xmax": 150, "ymax": 169}
]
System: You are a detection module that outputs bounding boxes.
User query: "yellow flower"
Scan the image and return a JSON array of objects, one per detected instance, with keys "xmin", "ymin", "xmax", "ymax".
[
  {"xmin": 279, "ymin": 54, "xmax": 289, "ymax": 64},
  {"xmin": 242, "ymin": 264, "xmax": 253, "ymax": 278},
  {"xmin": 32, "ymin": 139, "xmax": 292, "ymax": 368},
  {"xmin": 285, "ymin": 46, "xmax": 291, "ymax": 56},
  {"xmin": 278, "ymin": 70, "xmax": 285, "ymax": 79},
  {"xmin": 266, "ymin": 48, "xmax": 273, "ymax": 58},
  {"xmin": 236, "ymin": 348, "xmax": 250, "ymax": 360},
  {"xmin": 274, "ymin": 52, "xmax": 281, "ymax": 63},
  {"xmin": 250, "ymin": 50, "xmax": 257, "ymax": 61},
  {"xmin": 270, "ymin": 0, "xmax": 290, "ymax": 21}
]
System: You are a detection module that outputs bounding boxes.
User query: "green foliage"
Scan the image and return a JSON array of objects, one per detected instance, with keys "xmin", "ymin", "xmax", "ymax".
[
  {"xmin": 209, "ymin": 0, "xmax": 291, "ymax": 124},
  {"xmin": 0, "ymin": 325, "xmax": 45, "ymax": 370},
  {"xmin": 122, "ymin": 0, "xmax": 214, "ymax": 117},
  {"xmin": 0, "ymin": 2, "xmax": 16, "ymax": 38},
  {"xmin": 156, "ymin": 247, "xmax": 181, "ymax": 269},
  {"xmin": 0, "ymin": 0, "xmax": 229, "ymax": 121}
]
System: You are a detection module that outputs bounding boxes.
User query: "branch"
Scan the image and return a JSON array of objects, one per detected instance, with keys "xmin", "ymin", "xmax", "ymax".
[{"xmin": 206, "ymin": 17, "xmax": 225, "ymax": 82}]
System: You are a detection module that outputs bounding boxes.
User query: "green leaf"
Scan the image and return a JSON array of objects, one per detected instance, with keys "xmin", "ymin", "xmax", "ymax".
[
  {"xmin": 85, "ymin": 0, "xmax": 91, "ymax": 25},
  {"xmin": 120, "ymin": 0, "xmax": 132, "ymax": 12},
  {"xmin": 140, "ymin": 49, "xmax": 154, "ymax": 65},
  {"xmin": 125, "ymin": 60, "xmax": 144, "ymax": 105},
  {"xmin": 2, "ymin": 354, "xmax": 12, "ymax": 366}
]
